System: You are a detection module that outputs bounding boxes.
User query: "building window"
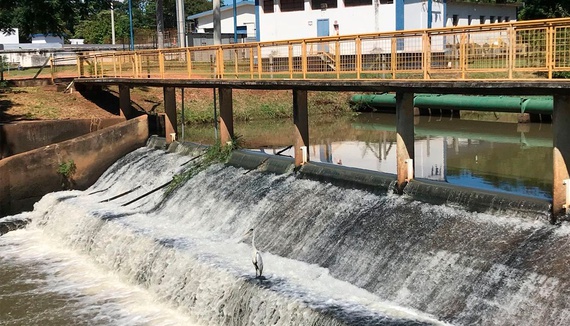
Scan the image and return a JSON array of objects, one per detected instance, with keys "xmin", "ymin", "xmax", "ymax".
[
  {"xmin": 480, "ymin": 15, "xmax": 485, "ymax": 24},
  {"xmin": 452, "ymin": 14, "xmax": 459, "ymax": 26},
  {"xmin": 263, "ymin": 0, "xmax": 274, "ymax": 13},
  {"xmin": 280, "ymin": 0, "xmax": 304, "ymax": 11},
  {"xmin": 468, "ymin": 15, "xmax": 472, "ymax": 25},
  {"xmin": 379, "ymin": 0, "xmax": 393, "ymax": 3},
  {"xmin": 312, "ymin": 0, "xmax": 337, "ymax": 9},
  {"xmin": 490, "ymin": 16, "xmax": 496, "ymax": 23},
  {"xmin": 345, "ymin": 0, "xmax": 370, "ymax": 7}
]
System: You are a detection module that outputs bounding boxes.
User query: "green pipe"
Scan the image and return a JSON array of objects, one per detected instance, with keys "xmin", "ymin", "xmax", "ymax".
[{"xmin": 350, "ymin": 94, "xmax": 553, "ymax": 115}]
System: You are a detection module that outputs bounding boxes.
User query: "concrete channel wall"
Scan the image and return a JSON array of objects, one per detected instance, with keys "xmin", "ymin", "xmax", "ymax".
[
  {"xmin": 1, "ymin": 118, "xmax": 125, "ymax": 159},
  {"xmin": 0, "ymin": 115, "xmax": 149, "ymax": 217}
]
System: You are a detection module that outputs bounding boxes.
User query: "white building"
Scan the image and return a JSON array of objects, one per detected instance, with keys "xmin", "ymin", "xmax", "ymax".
[
  {"xmin": 187, "ymin": 0, "xmax": 519, "ymax": 43},
  {"xmin": 0, "ymin": 28, "xmax": 19, "ymax": 45},
  {"xmin": 31, "ymin": 34, "xmax": 64, "ymax": 44}
]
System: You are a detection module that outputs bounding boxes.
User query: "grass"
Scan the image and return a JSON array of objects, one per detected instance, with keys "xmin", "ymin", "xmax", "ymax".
[{"xmin": 167, "ymin": 138, "xmax": 240, "ymax": 193}]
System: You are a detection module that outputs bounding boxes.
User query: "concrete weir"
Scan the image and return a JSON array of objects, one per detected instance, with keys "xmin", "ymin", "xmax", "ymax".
[{"xmin": 226, "ymin": 148, "xmax": 551, "ymax": 220}]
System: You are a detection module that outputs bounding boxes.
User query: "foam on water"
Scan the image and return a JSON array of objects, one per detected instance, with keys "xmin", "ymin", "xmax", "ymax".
[{"xmin": 4, "ymin": 144, "xmax": 570, "ymax": 325}]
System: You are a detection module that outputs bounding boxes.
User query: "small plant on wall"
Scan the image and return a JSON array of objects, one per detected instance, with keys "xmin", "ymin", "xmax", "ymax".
[{"xmin": 57, "ymin": 159, "xmax": 77, "ymax": 189}]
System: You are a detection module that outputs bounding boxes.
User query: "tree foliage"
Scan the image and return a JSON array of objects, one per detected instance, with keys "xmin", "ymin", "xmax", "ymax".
[
  {"xmin": 518, "ymin": 0, "xmax": 570, "ymax": 20},
  {"xmin": 1, "ymin": 0, "xmax": 81, "ymax": 41}
]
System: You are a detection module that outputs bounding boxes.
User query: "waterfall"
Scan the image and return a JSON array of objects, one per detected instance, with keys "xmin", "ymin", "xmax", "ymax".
[{"xmin": 3, "ymin": 143, "xmax": 569, "ymax": 325}]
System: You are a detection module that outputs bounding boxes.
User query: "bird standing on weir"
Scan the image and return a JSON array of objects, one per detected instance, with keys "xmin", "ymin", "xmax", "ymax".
[{"xmin": 244, "ymin": 228, "xmax": 263, "ymax": 278}]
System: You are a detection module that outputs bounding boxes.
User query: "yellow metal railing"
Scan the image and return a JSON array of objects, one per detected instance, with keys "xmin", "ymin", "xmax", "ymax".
[{"xmin": 56, "ymin": 18, "xmax": 570, "ymax": 81}]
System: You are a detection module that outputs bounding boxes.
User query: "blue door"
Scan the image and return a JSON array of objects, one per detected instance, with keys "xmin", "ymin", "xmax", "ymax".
[
  {"xmin": 317, "ymin": 19, "xmax": 329, "ymax": 37},
  {"xmin": 317, "ymin": 19, "xmax": 329, "ymax": 52}
]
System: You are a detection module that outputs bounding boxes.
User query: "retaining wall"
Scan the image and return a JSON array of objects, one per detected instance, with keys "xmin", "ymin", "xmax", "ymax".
[
  {"xmin": 1, "ymin": 117, "xmax": 125, "ymax": 159},
  {"xmin": 0, "ymin": 115, "xmax": 149, "ymax": 217}
]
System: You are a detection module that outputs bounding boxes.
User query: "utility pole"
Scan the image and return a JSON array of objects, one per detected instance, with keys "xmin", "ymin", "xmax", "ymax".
[
  {"xmin": 213, "ymin": 0, "xmax": 221, "ymax": 45},
  {"xmin": 157, "ymin": 0, "xmax": 164, "ymax": 48},
  {"xmin": 175, "ymin": 0, "xmax": 186, "ymax": 47},
  {"xmin": 111, "ymin": 1, "xmax": 116, "ymax": 45}
]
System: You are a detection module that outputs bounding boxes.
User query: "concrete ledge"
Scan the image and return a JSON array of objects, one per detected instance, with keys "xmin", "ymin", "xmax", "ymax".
[
  {"xmin": 228, "ymin": 150, "xmax": 295, "ymax": 174},
  {"xmin": 403, "ymin": 179, "xmax": 552, "ymax": 220},
  {"xmin": 299, "ymin": 162, "xmax": 397, "ymax": 194},
  {"xmin": 0, "ymin": 115, "xmax": 149, "ymax": 217}
]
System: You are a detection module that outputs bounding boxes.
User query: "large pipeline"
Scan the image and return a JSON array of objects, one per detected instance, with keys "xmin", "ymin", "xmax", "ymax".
[{"xmin": 350, "ymin": 93, "xmax": 553, "ymax": 114}]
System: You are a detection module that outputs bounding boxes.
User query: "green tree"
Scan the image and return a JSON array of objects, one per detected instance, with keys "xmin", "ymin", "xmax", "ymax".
[
  {"xmin": 74, "ymin": 10, "xmax": 130, "ymax": 44},
  {"xmin": 518, "ymin": 0, "xmax": 570, "ymax": 20}
]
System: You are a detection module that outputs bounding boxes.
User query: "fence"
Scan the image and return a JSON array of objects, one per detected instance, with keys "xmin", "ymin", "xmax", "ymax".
[{"xmin": 57, "ymin": 18, "xmax": 570, "ymax": 81}]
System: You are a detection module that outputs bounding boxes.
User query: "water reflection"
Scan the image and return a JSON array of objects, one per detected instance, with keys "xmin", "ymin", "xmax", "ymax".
[{"xmin": 183, "ymin": 113, "xmax": 553, "ymax": 199}]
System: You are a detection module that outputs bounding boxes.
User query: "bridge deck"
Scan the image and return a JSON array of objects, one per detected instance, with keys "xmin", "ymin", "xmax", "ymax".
[{"xmin": 75, "ymin": 78, "xmax": 570, "ymax": 96}]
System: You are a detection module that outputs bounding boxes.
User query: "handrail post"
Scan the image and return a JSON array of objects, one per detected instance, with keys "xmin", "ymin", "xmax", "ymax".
[
  {"xmin": 335, "ymin": 40, "xmax": 341, "ymax": 79},
  {"xmin": 548, "ymin": 24, "xmax": 554, "ymax": 79},
  {"xmin": 186, "ymin": 48, "xmax": 192, "ymax": 78},
  {"xmin": 234, "ymin": 49, "xmax": 239, "ymax": 79},
  {"xmin": 218, "ymin": 47, "xmax": 225, "ymax": 78},
  {"xmin": 391, "ymin": 38, "xmax": 397, "ymax": 79},
  {"xmin": 257, "ymin": 44, "xmax": 262, "ymax": 78},
  {"xmin": 113, "ymin": 54, "xmax": 117, "ymax": 77},
  {"xmin": 289, "ymin": 44, "xmax": 293, "ymax": 79},
  {"xmin": 460, "ymin": 33, "xmax": 467, "ymax": 79},
  {"xmin": 356, "ymin": 37, "xmax": 362, "ymax": 79},
  {"xmin": 77, "ymin": 53, "xmax": 83, "ymax": 78},
  {"xmin": 302, "ymin": 41, "xmax": 307, "ymax": 79},
  {"xmin": 422, "ymin": 32, "xmax": 431, "ymax": 80},
  {"xmin": 508, "ymin": 26, "xmax": 515, "ymax": 79},
  {"xmin": 249, "ymin": 48, "xmax": 254, "ymax": 79},
  {"xmin": 159, "ymin": 50, "xmax": 165, "ymax": 79},
  {"xmin": 94, "ymin": 55, "xmax": 99, "ymax": 77},
  {"xmin": 49, "ymin": 55, "xmax": 54, "ymax": 82}
]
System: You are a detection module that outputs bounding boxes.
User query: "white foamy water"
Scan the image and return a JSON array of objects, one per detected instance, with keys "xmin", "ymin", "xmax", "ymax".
[{"xmin": 1, "ymin": 146, "xmax": 446, "ymax": 325}]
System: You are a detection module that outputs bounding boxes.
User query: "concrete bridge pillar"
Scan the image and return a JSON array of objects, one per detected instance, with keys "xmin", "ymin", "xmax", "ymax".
[
  {"xmin": 163, "ymin": 87, "xmax": 177, "ymax": 143},
  {"xmin": 219, "ymin": 87, "xmax": 234, "ymax": 145},
  {"xmin": 396, "ymin": 92, "xmax": 415, "ymax": 193},
  {"xmin": 293, "ymin": 89, "xmax": 309, "ymax": 167},
  {"xmin": 552, "ymin": 95, "xmax": 570, "ymax": 218},
  {"xmin": 119, "ymin": 84, "xmax": 135, "ymax": 119}
]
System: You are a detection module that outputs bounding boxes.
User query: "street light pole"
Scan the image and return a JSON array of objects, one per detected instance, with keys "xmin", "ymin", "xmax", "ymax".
[
  {"xmin": 128, "ymin": 0, "xmax": 134, "ymax": 50},
  {"xmin": 111, "ymin": 1, "xmax": 116, "ymax": 45}
]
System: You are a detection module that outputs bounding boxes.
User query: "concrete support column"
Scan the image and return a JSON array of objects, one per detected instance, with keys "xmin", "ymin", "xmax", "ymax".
[
  {"xmin": 396, "ymin": 92, "xmax": 415, "ymax": 193},
  {"xmin": 119, "ymin": 84, "xmax": 134, "ymax": 119},
  {"xmin": 163, "ymin": 87, "xmax": 177, "ymax": 143},
  {"xmin": 293, "ymin": 89, "xmax": 309, "ymax": 167},
  {"xmin": 552, "ymin": 95, "xmax": 570, "ymax": 218},
  {"xmin": 219, "ymin": 87, "xmax": 234, "ymax": 144}
]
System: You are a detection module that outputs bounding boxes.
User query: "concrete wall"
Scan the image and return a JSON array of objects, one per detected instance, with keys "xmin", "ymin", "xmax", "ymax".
[
  {"xmin": 0, "ymin": 115, "xmax": 149, "ymax": 217},
  {"xmin": 1, "ymin": 118, "xmax": 125, "ymax": 159}
]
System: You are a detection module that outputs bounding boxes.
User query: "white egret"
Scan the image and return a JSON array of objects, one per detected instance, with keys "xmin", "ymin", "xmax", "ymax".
[{"xmin": 244, "ymin": 228, "xmax": 263, "ymax": 278}]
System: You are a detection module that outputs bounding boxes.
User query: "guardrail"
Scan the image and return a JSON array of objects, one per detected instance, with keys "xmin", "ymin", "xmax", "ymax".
[{"xmin": 54, "ymin": 17, "xmax": 570, "ymax": 81}]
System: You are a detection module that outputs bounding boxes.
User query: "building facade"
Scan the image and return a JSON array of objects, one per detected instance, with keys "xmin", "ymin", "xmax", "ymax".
[{"xmin": 187, "ymin": 0, "xmax": 519, "ymax": 43}]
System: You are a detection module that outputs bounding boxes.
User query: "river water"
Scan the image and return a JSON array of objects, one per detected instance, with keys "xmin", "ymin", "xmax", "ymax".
[
  {"xmin": 186, "ymin": 112, "xmax": 552, "ymax": 199},
  {"xmin": 0, "ymin": 112, "xmax": 556, "ymax": 325}
]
